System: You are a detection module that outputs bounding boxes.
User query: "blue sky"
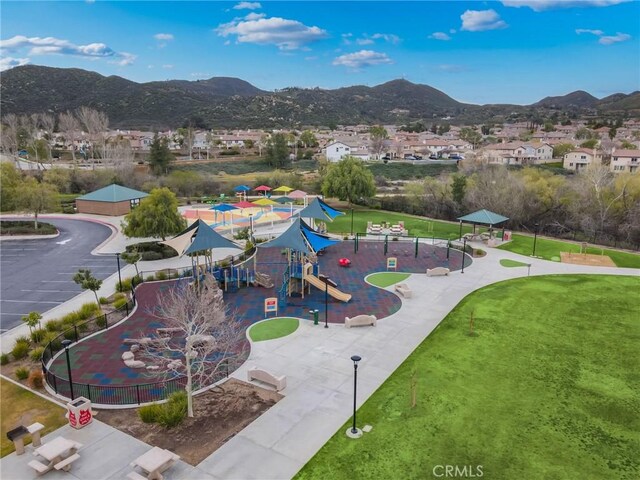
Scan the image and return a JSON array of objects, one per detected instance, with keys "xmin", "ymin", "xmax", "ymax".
[{"xmin": 1, "ymin": 1, "xmax": 639, "ymax": 104}]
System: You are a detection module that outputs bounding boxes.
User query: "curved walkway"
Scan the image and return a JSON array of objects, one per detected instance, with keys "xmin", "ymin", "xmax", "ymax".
[{"xmin": 194, "ymin": 243, "xmax": 639, "ymax": 480}]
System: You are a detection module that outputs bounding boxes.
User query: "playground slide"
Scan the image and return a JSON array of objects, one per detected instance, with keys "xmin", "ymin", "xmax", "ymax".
[{"xmin": 304, "ymin": 274, "xmax": 352, "ymax": 302}]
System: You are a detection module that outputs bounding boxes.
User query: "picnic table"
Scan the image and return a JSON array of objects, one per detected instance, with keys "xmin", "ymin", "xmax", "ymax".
[
  {"xmin": 130, "ymin": 446, "xmax": 180, "ymax": 480},
  {"xmin": 30, "ymin": 436, "xmax": 82, "ymax": 474}
]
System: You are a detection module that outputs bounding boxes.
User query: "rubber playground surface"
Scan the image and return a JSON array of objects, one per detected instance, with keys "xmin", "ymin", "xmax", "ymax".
[{"xmin": 49, "ymin": 241, "xmax": 468, "ymax": 394}]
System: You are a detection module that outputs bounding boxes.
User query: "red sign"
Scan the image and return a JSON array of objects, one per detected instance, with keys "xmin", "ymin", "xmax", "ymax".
[
  {"xmin": 79, "ymin": 409, "xmax": 92, "ymax": 426},
  {"xmin": 68, "ymin": 411, "xmax": 77, "ymax": 427}
]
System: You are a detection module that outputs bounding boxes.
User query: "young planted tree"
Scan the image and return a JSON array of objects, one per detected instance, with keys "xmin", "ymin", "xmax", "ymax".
[
  {"xmin": 141, "ymin": 275, "xmax": 247, "ymax": 417},
  {"xmin": 369, "ymin": 125, "xmax": 388, "ymax": 160},
  {"xmin": 321, "ymin": 156, "xmax": 376, "ymax": 206},
  {"xmin": 19, "ymin": 178, "xmax": 60, "ymax": 230},
  {"xmin": 121, "ymin": 250, "xmax": 141, "ymax": 277},
  {"xmin": 22, "ymin": 311, "xmax": 43, "ymax": 336},
  {"xmin": 148, "ymin": 133, "xmax": 174, "ymax": 175},
  {"xmin": 122, "ymin": 187, "xmax": 186, "ymax": 240},
  {"xmin": 73, "ymin": 269, "xmax": 103, "ymax": 309},
  {"xmin": 265, "ymin": 133, "xmax": 289, "ymax": 167}
]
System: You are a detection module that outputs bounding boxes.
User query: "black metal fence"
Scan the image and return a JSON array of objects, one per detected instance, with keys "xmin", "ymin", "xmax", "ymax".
[{"xmin": 41, "ymin": 249, "xmax": 255, "ymax": 407}]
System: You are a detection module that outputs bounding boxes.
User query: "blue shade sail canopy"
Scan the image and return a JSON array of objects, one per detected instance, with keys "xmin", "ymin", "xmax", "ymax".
[
  {"xmin": 233, "ymin": 185, "xmax": 251, "ymax": 192},
  {"xmin": 297, "ymin": 198, "xmax": 344, "ymax": 221},
  {"xmin": 209, "ymin": 203, "xmax": 238, "ymax": 212},
  {"xmin": 257, "ymin": 217, "xmax": 340, "ymax": 254}
]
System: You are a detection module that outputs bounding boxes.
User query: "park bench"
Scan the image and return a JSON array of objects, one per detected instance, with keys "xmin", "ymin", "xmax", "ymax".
[
  {"xmin": 426, "ymin": 267, "xmax": 450, "ymax": 277},
  {"xmin": 247, "ymin": 367, "xmax": 287, "ymax": 391},
  {"xmin": 54, "ymin": 453, "xmax": 80, "ymax": 471},
  {"xmin": 345, "ymin": 314, "xmax": 377, "ymax": 328},
  {"xmin": 28, "ymin": 459, "xmax": 50, "ymax": 475},
  {"xmin": 27, "ymin": 423, "xmax": 45, "ymax": 447},
  {"xmin": 394, "ymin": 283, "xmax": 412, "ymax": 298},
  {"xmin": 127, "ymin": 471, "xmax": 147, "ymax": 480}
]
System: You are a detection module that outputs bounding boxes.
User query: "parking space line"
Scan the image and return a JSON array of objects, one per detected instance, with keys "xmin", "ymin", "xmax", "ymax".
[
  {"xmin": 20, "ymin": 289, "xmax": 80, "ymax": 293},
  {"xmin": 2, "ymin": 299, "xmax": 63, "ymax": 304}
]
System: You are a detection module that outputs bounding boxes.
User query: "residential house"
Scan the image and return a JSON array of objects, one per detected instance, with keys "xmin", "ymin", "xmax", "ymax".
[
  {"xmin": 610, "ymin": 149, "xmax": 640, "ymax": 174},
  {"xmin": 482, "ymin": 142, "xmax": 552, "ymax": 165},
  {"xmin": 324, "ymin": 141, "xmax": 370, "ymax": 162},
  {"xmin": 563, "ymin": 148, "xmax": 603, "ymax": 172}
]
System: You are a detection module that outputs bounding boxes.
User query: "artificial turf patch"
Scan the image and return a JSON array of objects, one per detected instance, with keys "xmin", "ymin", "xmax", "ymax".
[
  {"xmin": 366, "ymin": 272, "xmax": 411, "ymax": 288},
  {"xmin": 249, "ymin": 317, "xmax": 299, "ymax": 342},
  {"xmin": 499, "ymin": 259, "xmax": 530, "ymax": 268}
]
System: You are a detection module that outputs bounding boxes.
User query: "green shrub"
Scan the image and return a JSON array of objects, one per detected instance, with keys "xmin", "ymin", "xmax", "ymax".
[
  {"xmin": 141, "ymin": 251, "xmax": 163, "ymax": 261},
  {"xmin": 99, "ymin": 296, "xmax": 109, "ymax": 305},
  {"xmin": 155, "ymin": 271, "xmax": 168, "ymax": 281},
  {"xmin": 63, "ymin": 329, "xmax": 77, "ymax": 341},
  {"xmin": 30, "ymin": 346, "xmax": 45, "ymax": 362},
  {"xmin": 158, "ymin": 391, "xmax": 188, "ymax": 428},
  {"xmin": 31, "ymin": 328, "xmax": 47, "ymax": 344},
  {"xmin": 78, "ymin": 302, "xmax": 100, "ymax": 320},
  {"xmin": 146, "ymin": 275, "xmax": 155, "ymax": 282},
  {"xmin": 96, "ymin": 316, "xmax": 107, "ymax": 328},
  {"xmin": 28, "ymin": 370, "xmax": 44, "ymax": 388},
  {"xmin": 61, "ymin": 311, "xmax": 81, "ymax": 325},
  {"xmin": 15, "ymin": 335, "xmax": 31, "ymax": 345},
  {"xmin": 139, "ymin": 403, "xmax": 162, "ymax": 423},
  {"xmin": 113, "ymin": 298, "xmax": 128, "ymax": 310},
  {"xmin": 15, "ymin": 367, "xmax": 30, "ymax": 380},
  {"xmin": 42, "ymin": 331, "xmax": 62, "ymax": 350},
  {"xmin": 113, "ymin": 292, "xmax": 125, "ymax": 301},
  {"xmin": 234, "ymin": 228, "xmax": 250, "ymax": 240},
  {"xmin": 45, "ymin": 320, "xmax": 61, "ymax": 332},
  {"xmin": 117, "ymin": 276, "xmax": 141, "ymax": 292},
  {"xmin": 11, "ymin": 341, "xmax": 30, "ymax": 360},
  {"xmin": 1, "ymin": 353, "xmax": 9, "ymax": 365}
]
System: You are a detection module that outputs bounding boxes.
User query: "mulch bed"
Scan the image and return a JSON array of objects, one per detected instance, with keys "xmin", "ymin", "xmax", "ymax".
[
  {"xmin": 97, "ymin": 378, "xmax": 282, "ymax": 465},
  {"xmin": 560, "ymin": 252, "xmax": 616, "ymax": 267}
]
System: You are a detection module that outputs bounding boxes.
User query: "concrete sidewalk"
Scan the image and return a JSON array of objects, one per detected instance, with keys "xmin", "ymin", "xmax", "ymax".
[{"xmin": 194, "ymin": 244, "xmax": 639, "ymax": 479}]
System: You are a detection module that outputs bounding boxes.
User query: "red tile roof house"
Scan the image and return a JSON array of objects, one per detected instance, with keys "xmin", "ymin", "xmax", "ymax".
[{"xmin": 610, "ymin": 149, "xmax": 640, "ymax": 174}]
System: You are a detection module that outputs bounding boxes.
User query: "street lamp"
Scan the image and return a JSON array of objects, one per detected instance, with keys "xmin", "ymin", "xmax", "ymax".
[
  {"xmin": 350, "ymin": 208, "xmax": 354, "ymax": 237},
  {"xmin": 532, "ymin": 223, "xmax": 539, "ymax": 257},
  {"xmin": 115, "ymin": 252, "xmax": 122, "ymax": 292},
  {"xmin": 319, "ymin": 274, "xmax": 336, "ymax": 328},
  {"xmin": 461, "ymin": 237, "xmax": 467, "ymax": 274},
  {"xmin": 61, "ymin": 339, "xmax": 75, "ymax": 400},
  {"xmin": 348, "ymin": 355, "xmax": 362, "ymax": 438},
  {"xmin": 249, "ymin": 214, "xmax": 254, "ymax": 241},
  {"xmin": 458, "ymin": 220, "xmax": 463, "ymax": 240}
]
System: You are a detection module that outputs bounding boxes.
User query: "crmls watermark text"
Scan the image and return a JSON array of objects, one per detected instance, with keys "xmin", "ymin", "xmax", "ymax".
[{"xmin": 432, "ymin": 465, "xmax": 483, "ymax": 478}]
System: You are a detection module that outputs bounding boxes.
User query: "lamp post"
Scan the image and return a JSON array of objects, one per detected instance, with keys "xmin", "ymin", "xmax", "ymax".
[
  {"xmin": 458, "ymin": 220, "xmax": 463, "ymax": 240},
  {"xmin": 350, "ymin": 208, "xmax": 354, "ymax": 237},
  {"xmin": 348, "ymin": 355, "xmax": 362, "ymax": 438},
  {"xmin": 61, "ymin": 340, "xmax": 75, "ymax": 400},
  {"xmin": 115, "ymin": 252, "xmax": 122, "ymax": 292},
  {"xmin": 461, "ymin": 237, "xmax": 467, "ymax": 274},
  {"xmin": 249, "ymin": 214, "xmax": 254, "ymax": 241},
  {"xmin": 532, "ymin": 222, "xmax": 539, "ymax": 257},
  {"xmin": 324, "ymin": 281, "xmax": 329, "ymax": 328}
]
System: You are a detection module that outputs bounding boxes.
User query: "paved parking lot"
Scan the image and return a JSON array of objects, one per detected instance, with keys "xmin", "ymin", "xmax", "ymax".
[{"xmin": 0, "ymin": 218, "xmax": 116, "ymax": 332}]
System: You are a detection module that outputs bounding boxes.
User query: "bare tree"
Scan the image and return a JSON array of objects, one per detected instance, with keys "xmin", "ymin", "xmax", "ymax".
[
  {"xmin": 140, "ymin": 275, "xmax": 247, "ymax": 417},
  {"xmin": 58, "ymin": 111, "xmax": 81, "ymax": 162},
  {"xmin": 39, "ymin": 113, "xmax": 55, "ymax": 161},
  {"xmin": 1, "ymin": 114, "xmax": 21, "ymax": 155},
  {"xmin": 76, "ymin": 107, "xmax": 109, "ymax": 159},
  {"xmin": 22, "ymin": 114, "xmax": 44, "ymax": 166}
]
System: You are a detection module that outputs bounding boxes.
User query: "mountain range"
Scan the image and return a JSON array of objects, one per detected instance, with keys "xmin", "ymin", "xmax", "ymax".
[{"xmin": 1, "ymin": 65, "xmax": 638, "ymax": 130}]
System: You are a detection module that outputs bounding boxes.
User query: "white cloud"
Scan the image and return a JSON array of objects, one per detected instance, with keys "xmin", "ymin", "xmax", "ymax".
[
  {"xmin": 371, "ymin": 33, "xmax": 401, "ymax": 45},
  {"xmin": 599, "ymin": 32, "xmax": 631, "ymax": 44},
  {"xmin": 429, "ymin": 32, "xmax": 451, "ymax": 41},
  {"xmin": 154, "ymin": 33, "xmax": 174, "ymax": 41},
  {"xmin": 162, "ymin": 64, "xmax": 174, "ymax": 69},
  {"xmin": 332, "ymin": 50, "xmax": 393, "ymax": 69},
  {"xmin": 244, "ymin": 12, "xmax": 265, "ymax": 21},
  {"xmin": 232, "ymin": 2, "xmax": 261, "ymax": 10},
  {"xmin": 460, "ymin": 10, "xmax": 508, "ymax": 32},
  {"xmin": 356, "ymin": 38, "xmax": 374, "ymax": 45},
  {"xmin": 450, "ymin": 29, "xmax": 457, "ymax": 34},
  {"xmin": 575, "ymin": 28, "xmax": 631, "ymax": 45},
  {"xmin": 304, "ymin": 56, "xmax": 318, "ymax": 61},
  {"xmin": 0, "ymin": 35, "xmax": 135, "ymax": 65},
  {"xmin": 341, "ymin": 33, "xmax": 353, "ymax": 45},
  {"xmin": 576, "ymin": 28, "xmax": 605, "ymax": 36},
  {"xmin": 502, "ymin": 0, "xmax": 629, "ymax": 11},
  {"xmin": 215, "ymin": 16, "xmax": 328, "ymax": 50},
  {"xmin": 0, "ymin": 56, "xmax": 30, "ymax": 71}
]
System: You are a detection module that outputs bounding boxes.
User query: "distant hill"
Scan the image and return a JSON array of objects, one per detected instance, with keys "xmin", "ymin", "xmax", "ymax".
[
  {"xmin": 0, "ymin": 65, "xmax": 637, "ymax": 129},
  {"xmin": 532, "ymin": 90, "xmax": 599, "ymax": 108}
]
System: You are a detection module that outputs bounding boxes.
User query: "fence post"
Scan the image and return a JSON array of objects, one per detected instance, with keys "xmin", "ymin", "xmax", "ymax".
[
  {"xmin": 136, "ymin": 385, "xmax": 141, "ymax": 405},
  {"xmin": 125, "ymin": 301, "xmax": 129, "ymax": 316},
  {"xmin": 52, "ymin": 374, "xmax": 58, "ymax": 394},
  {"xmin": 87, "ymin": 384, "xmax": 92, "ymax": 401},
  {"xmin": 384, "ymin": 235, "xmax": 388, "ymax": 255},
  {"xmin": 74, "ymin": 325, "xmax": 79, "ymax": 342},
  {"xmin": 415, "ymin": 237, "xmax": 419, "ymax": 258},
  {"xmin": 104, "ymin": 314, "xmax": 108, "ymax": 330}
]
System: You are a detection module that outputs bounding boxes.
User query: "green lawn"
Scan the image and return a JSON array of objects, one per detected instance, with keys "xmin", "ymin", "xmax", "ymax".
[
  {"xmin": 499, "ymin": 259, "xmax": 530, "ymax": 268},
  {"xmin": 499, "ymin": 234, "xmax": 640, "ymax": 268},
  {"xmin": 327, "ymin": 209, "xmax": 475, "ymax": 239},
  {"xmin": 295, "ymin": 275, "xmax": 640, "ymax": 480},
  {"xmin": 249, "ymin": 317, "xmax": 299, "ymax": 342},
  {"xmin": 366, "ymin": 272, "xmax": 410, "ymax": 288},
  {"xmin": 1, "ymin": 379, "xmax": 67, "ymax": 457}
]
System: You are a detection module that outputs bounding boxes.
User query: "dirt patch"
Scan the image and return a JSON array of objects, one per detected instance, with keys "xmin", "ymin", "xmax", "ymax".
[
  {"xmin": 97, "ymin": 378, "xmax": 282, "ymax": 465},
  {"xmin": 560, "ymin": 252, "xmax": 616, "ymax": 267}
]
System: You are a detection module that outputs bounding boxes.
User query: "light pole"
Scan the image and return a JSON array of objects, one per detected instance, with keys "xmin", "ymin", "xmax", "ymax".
[
  {"xmin": 350, "ymin": 208, "xmax": 354, "ymax": 237},
  {"xmin": 115, "ymin": 252, "xmax": 122, "ymax": 291},
  {"xmin": 461, "ymin": 237, "xmax": 467, "ymax": 274},
  {"xmin": 61, "ymin": 340, "xmax": 75, "ymax": 400},
  {"xmin": 458, "ymin": 220, "xmax": 463, "ymax": 240},
  {"xmin": 347, "ymin": 355, "xmax": 362, "ymax": 438},
  {"xmin": 324, "ymin": 281, "xmax": 329, "ymax": 328},
  {"xmin": 532, "ymin": 222, "xmax": 539, "ymax": 257},
  {"xmin": 249, "ymin": 214, "xmax": 254, "ymax": 242}
]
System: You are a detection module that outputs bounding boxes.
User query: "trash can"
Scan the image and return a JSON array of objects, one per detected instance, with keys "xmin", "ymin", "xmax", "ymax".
[
  {"xmin": 66, "ymin": 397, "xmax": 93, "ymax": 429},
  {"xmin": 6, "ymin": 425, "xmax": 29, "ymax": 455},
  {"xmin": 503, "ymin": 231, "xmax": 512, "ymax": 241}
]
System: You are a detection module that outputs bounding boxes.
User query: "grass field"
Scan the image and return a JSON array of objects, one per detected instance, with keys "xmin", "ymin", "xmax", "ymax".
[
  {"xmin": 327, "ymin": 209, "xmax": 474, "ymax": 239},
  {"xmin": 295, "ymin": 275, "xmax": 640, "ymax": 480},
  {"xmin": 1, "ymin": 379, "xmax": 67, "ymax": 457},
  {"xmin": 366, "ymin": 272, "xmax": 410, "ymax": 288},
  {"xmin": 499, "ymin": 259, "xmax": 530, "ymax": 268},
  {"xmin": 499, "ymin": 234, "xmax": 640, "ymax": 268},
  {"xmin": 367, "ymin": 162, "xmax": 457, "ymax": 180},
  {"xmin": 249, "ymin": 317, "xmax": 299, "ymax": 342}
]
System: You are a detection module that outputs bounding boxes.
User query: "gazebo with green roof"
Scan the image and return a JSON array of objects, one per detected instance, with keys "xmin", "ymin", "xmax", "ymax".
[
  {"xmin": 457, "ymin": 209, "xmax": 509, "ymax": 238},
  {"xmin": 75, "ymin": 184, "xmax": 148, "ymax": 216}
]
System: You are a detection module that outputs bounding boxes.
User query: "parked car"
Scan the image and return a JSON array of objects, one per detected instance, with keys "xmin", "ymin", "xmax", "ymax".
[
  {"xmin": 429, "ymin": 155, "xmax": 438, "ymax": 160},
  {"xmin": 414, "ymin": 155, "xmax": 423, "ymax": 160},
  {"xmin": 404, "ymin": 155, "xmax": 417, "ymax": 160},
  {"xmin": 382, "ymin": 155, "xmax": 391, "ymax": 160},
  {"xmin": 449, "ymin": 154, "xmax": 463, "ymax": 160}
]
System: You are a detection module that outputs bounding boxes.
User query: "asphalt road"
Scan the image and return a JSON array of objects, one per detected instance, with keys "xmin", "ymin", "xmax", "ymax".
[{"xmin": 0, "ymin": 218, "xmax": 116, "ymax": 332}]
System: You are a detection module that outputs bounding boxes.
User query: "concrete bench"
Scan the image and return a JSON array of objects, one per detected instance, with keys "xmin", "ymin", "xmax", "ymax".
[
  {"xmin": 394, "ymin": 283, "xmax": 412, "ymax": 298},
  {"xmin": 28, "ymin": 459, "xmax": 50, "ymax": 475},
  {"xmin": 127, "ymin": 472, "xmax": 147, "ymax": 480},
  {"xmin": 247, "ymin": 367, "xmax": 287, "ymax": 391},
  {"xmin": 345, "ymin": 314, "xmax": 377, "ymax": 328},
  {"xmin": 426, "ymin": 267, "xmax": 450, "ymax": 277},
  {"xmin": 54, "ymin": 453, "xmax": 80, "ymax": 471}
]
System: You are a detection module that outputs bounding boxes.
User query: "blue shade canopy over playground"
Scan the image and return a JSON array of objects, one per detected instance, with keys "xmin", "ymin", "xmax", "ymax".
[
  {"xmin": 233, "ymin": 185, "xmax": 251, "ymax": 192},
  {"xmin": 258, "ymin": 217, "xmax": 340, "ymax": 254},
  {"xmin": 209, "ymin": 203, "xmax": 238, "ymax": 212},
  {"xmin": 297, "ymin": 198, "xmax": 345, "ymax": 221},
  {"xmin": 457, "ymin": 209, "xmax": 509, "ymax": 226},
  {"xmin": 162, "ymin": 219, "xmax": 241, "ymax": 256}
]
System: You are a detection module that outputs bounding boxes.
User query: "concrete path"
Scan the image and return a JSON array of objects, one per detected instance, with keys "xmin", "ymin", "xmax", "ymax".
[{"xmin": 195, "ymin": 243, "xmax": 638, "ymax": 480}]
